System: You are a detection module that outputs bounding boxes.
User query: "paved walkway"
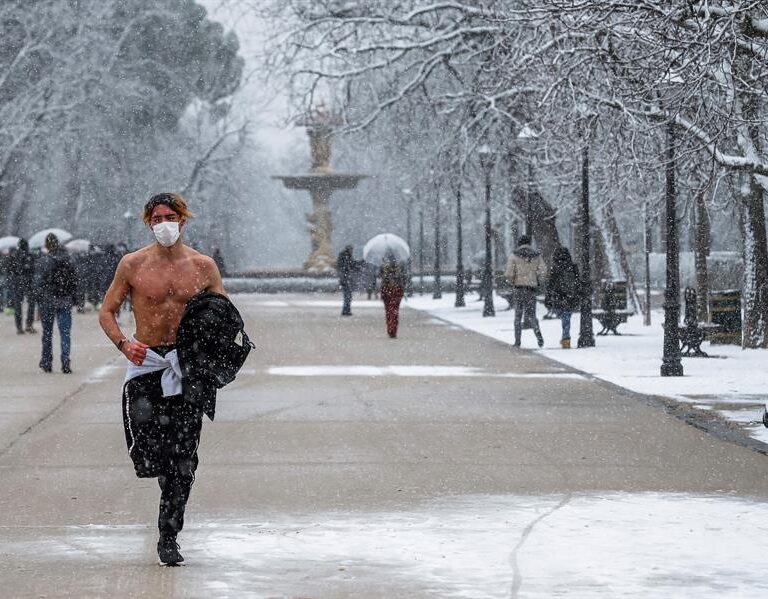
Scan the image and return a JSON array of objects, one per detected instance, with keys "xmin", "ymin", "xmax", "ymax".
[{"xmin": 1, "ymin": 295, "xmax": 767, "ymax": 598}]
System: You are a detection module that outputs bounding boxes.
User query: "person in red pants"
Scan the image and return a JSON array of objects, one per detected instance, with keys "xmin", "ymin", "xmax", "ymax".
[{"xmin": 380, "ymin": 254, "xmax": 407, "ymax": 338}]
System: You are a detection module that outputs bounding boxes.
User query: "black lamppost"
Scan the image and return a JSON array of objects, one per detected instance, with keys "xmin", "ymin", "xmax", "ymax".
[
  {"xmin": 123, "ymin": 210, "xmax": 133, "ymax": 250},
  {"xmin": 525, "ymin": 164, "xmax": 533, "ymax": 238},
  {"xmin": 403, "ymin": 187, "xmax": 414, "ymax": 297},
  {"xmin": 644, "ymin": 201, "xmax": 652, "ymax": 326},
  {"xmin": 403, "ymin": 188, "xmax": 413, "ymax": 252},
  {"xmin": 478, "ymin": 144, "xmax": 496, "ymax": 317},
  {"xmin": 433, "ymin": 187, "xmax": 442, "ymax": 299},
  {"xmin": 516, "ymin": 125, "xmax": 539, "ymax": 239},
  {"xmin": 454, "ymin": 182, "xmax": 466, "ymax": 307},
  {"xmin": 418, "ymin": 206, "xmax": 425, "ymax": 295},
  {"xmin": 660, "ymin": 116, "xmax": 683, "ymax": 376},
  {"xmin": 577, "ymin": 113, "xmax": 596, "ymax": 348}
]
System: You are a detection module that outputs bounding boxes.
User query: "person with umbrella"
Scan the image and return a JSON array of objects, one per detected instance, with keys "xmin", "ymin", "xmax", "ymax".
[
  {"xmin": 379, "ymin": 251, "xmax": 408, "ymax": 338},
  {"xmin": 363, "ymin": 234, "xmax": 411, "ymax": 338},
  {"xmin": 8, "ymin": 238, "xmax": 37, "ymax": 334}
]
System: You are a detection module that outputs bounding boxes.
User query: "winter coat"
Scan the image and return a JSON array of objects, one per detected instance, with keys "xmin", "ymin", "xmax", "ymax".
[
  {"xmin": 337, "ymin": 249, "xmax": 355, "ymax": 287},
  {"xmin": 505, "ymin": 245, "xmax": 547, "ymax": 290},
  {"xmin": 35, "ymin": 248, "xmax": 78, "ymax": 307},
  {"xmin": 545, "ymin": 254, "xmax": 580, "ymax": 312},
  {"xmin": 176, "ymin": 291, "xmax": 255, "ymax": 421},
  {"xmin": 380, "ymin": 260, "xmax": 407, "ymax": 292},
  {"xmin": 8, "ymin": 247, "xmax": 35, "ymax": 290}
]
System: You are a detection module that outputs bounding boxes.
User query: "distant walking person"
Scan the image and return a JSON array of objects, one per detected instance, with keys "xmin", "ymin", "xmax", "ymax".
[
  {"xmin": 36, "ymin": 234, "xmax": 78, "ymax": 373},
  {"xmin": 363, "ymin": 261, "xmax": 378, "ymax": 300},
  {"xmin": 545, "ymin": 247, "xmax": 580, "ymax": 349},
  {"xmin": 380, "ymin": 254, "xmax": 407, "ymax": 338},
  {"xmin": 337, "ymin": 244, "xmax": 355, "ymax": 316},
  {"xmin": 505, "ymin": 235, "xmax": 546, "ymax": 348},
  {"xmin": 8, "ymin": 238, "xmax": 37, "ymax": 334}
]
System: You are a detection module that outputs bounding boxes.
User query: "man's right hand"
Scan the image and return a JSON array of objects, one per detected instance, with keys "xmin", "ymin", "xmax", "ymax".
[{"xmin": 122, "ymin": 340, "xmax": 149, "ymax": 366}]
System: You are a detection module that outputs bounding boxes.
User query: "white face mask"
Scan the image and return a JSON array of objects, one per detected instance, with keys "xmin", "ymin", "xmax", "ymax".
[{"xmin": 152, "ymin": 221, "xmax": 181, "ymax": 247}]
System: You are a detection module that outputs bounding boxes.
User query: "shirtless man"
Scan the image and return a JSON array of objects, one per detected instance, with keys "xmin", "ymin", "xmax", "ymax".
[{"xmin": 99, "ymin": 192, "xmax": 224, "ymax": 566}]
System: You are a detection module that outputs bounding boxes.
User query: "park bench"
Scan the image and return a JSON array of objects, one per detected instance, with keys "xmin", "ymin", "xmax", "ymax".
[
  {"xmin": 708, "ymin": 289, "xmax": 742, "ymax": 345},
  {"xmin": 678, "ymin": 287, "xmax": 721, "ymax": 357},
  {"xmin": 591, "ymin": 279, "xmax": 634, "ymax": 335}
]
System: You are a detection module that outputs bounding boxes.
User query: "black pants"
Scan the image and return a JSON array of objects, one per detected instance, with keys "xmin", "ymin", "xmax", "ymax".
[
  {"xmin": 12, "ymin": 286, "xmax": 35, "ymax": 331},
  {"xmin": 341, "ymin": 283, "xmax": 353, "ymax": 315},
  {"xmin": 514, "ymin": 287, "xmax": 543, "ymax": 344},
  {"xmin": 122, "ymin": 366, "xmax": 204, "ymax": 538}
]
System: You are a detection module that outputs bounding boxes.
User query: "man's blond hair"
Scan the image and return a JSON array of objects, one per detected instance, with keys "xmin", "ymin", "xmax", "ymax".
[{"xmin": 142, "ymin": 192, "xmax": 195, "ymax": 224}]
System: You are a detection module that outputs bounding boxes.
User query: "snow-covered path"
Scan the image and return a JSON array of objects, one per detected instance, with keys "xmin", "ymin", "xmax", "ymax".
[
  {"xmin": 408, "ymin": 293, "xmax": 768, "ymax": 447},
  {"xmin": 1, "ymin": 294, "xmax": 768, "ymax": 597}
]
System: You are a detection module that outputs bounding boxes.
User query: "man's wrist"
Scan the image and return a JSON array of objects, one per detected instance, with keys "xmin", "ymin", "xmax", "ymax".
[{"xmin": 117, "ymin": 338, "xmax": 129, "ymax": 351}]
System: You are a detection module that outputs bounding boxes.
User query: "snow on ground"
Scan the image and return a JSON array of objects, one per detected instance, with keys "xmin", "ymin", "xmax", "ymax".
[
  {"xmin": 406, "ymin": 293, "xmax": 768, "ymax": 446},
  {"xmin": 265, "ymin": 365, "xmax": 585, "ymax": 379},
  {"xmin": 12, "ymin": 493, "xmax": 768, "ymax": 597}
]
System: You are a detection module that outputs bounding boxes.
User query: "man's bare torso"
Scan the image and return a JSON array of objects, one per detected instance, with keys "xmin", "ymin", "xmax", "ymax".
[{"xmin": 125, "ymin": 245, "xmax": 215, "ymax": 346}]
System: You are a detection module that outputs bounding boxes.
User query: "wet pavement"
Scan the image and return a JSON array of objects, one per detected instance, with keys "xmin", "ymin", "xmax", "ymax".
[{"xmin": 1, "ymin": 294, "xmax": 768, "ymax": 597}]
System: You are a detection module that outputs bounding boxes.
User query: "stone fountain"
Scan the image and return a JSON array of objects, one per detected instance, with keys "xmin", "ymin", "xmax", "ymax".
[{"xmin": 273, "ymin": 102, "xmax": 367, "ymax": 272}]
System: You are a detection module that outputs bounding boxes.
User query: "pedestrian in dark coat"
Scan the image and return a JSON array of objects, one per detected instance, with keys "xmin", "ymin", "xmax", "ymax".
[
  {"xmin": 545, "ymin": 246, "xmax": 580, "ymax": 348},
  {"xmin": 8, "ymin": 238, "xmax": 36, "ymax": 334},
  {"xmin": 362, "ymin": 261, "xmax": 378, "ymax": 300},
  {"xmin": 380, "ymin": 253, "xmax": 407, "ymax": 338},
  {"xmin": 35, "ymin": 234, "xmax": 79, "ymax": 373},
  {"xmin": 337, "ymin": 244, "xmax": 355, "ymax": 316}
]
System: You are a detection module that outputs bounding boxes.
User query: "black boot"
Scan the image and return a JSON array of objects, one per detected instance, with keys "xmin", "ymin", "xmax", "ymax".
[{"xmin": 157, "ymin": 534, "xmax": 184, "ymax": 566}]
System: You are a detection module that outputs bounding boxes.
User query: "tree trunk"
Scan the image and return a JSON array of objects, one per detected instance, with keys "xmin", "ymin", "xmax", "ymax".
[
  {"xmin": 600, "ymin": 200, "xmax": 642, "ymax": 313},
  {"xmin": 734, "ymin": 40, "xmax": 768, "ymax": 348},
  {"xmin": 694, "ymin": 190, "xmax": 710, "ymax": 323},
  {"xmin": 518, "ymin": 186, "xmax": 560, "ymax": 265},
  {"xmin": 742, "ymin": 175, "xmax": 768, "ymax": 347},
  {"xmin": 63, "ymin": 141, "xmax": 83, "ymax": 235}
]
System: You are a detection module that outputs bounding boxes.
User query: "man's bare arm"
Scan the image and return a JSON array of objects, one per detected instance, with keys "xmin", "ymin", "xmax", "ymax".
[
  {"xmin": 98, "ymin": 257, "xmax": 148, "ymax": 364},
  {"xmin": 205, "ymin": 257, "xmax": 226, "ymax": 295}
]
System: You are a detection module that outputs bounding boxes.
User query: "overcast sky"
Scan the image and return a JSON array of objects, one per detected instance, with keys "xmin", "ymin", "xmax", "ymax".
[{"xmin": 200, "ymin": 0, "xmax": 304, "ymax": 157}]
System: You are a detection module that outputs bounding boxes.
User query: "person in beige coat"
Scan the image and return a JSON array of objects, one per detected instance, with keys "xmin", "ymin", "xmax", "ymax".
[{"xmin": 505, "ymin": 235, "xmax": 547, "ymax": 347}]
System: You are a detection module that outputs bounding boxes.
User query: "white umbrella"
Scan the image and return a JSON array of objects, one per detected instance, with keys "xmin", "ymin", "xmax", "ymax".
[
  {"xmin": 28, "ymin": 228, "xmax": 73, "ymax": 249},
  {"xmin": 64, "ymin": 238, "xmax": 91, "ymax": 253},
  {"xmin": 363, "ymin": 233, "xmax": 410, "ymax": 265},
  {"xmin": 0, "ymin": 235, "xmax": 20, "ymax": 254}
]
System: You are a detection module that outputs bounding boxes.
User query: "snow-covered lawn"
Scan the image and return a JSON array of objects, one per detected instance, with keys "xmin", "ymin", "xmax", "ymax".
[{"xmin": 407, "ymin": 293, "xmax": 768, "ymax": 446}]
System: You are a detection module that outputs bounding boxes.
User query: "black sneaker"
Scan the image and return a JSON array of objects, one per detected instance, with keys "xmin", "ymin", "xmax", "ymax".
[
  {"xmin": 62, "ymin": 364, "xmax": 72, "ymax": 374},
  {"xmin": 157, "ymin": 536, "xmax": 184, "ymax": 566},
  {"xmin": 39, "ymin": 362, "xmax": 52, "ymax": 373}
]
